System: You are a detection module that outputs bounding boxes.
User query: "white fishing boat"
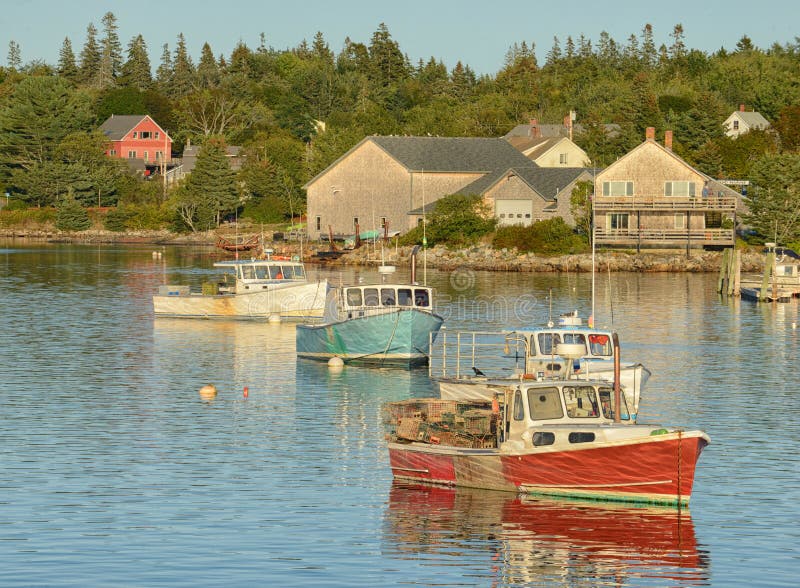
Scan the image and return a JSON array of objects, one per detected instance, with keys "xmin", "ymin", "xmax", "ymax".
[
  {"xmin": 429, "ymin": 312, "xmax": 650, "ymax": 420},
  {"xmin": 153, "ymin": 254, "xmax": 328, "ymax": 320}
]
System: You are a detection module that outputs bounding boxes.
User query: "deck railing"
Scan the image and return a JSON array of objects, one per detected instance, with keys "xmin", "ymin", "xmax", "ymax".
[
  {"xmin": 592, "ymin": 196, "xmax": 737, "ymax": 211},
  {"xmin": 594, "ymin": 227, "xmax": 734, "ymax": 244}
]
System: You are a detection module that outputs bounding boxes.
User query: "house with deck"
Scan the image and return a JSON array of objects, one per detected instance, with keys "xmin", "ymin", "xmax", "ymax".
[
  {"xmin": 593, "ymin": 128, "xmax": 740, "ymax": 250},
  {"xmin": 303, "ymin": 136, "xmax": 591, "ymax": 239}
]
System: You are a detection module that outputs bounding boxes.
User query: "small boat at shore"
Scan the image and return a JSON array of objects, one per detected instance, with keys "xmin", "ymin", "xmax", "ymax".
[
  {"xmin": 384, "ymin": 341, "xmax": 709, "ymax": 507},
  {"xmin": 296, "ymin": 282, "xmax": 444, "ymax": 366},
  {"xmin": 430, "ymin": 312, "xmax": 650, "ymax": 419},
  {"xmin": 153, "ymin": 255, "xmax": 328, "ymax": 320}
]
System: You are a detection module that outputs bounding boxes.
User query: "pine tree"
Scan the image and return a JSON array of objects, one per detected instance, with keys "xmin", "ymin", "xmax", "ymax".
[
  {"xmin": 119, "ymin": 34, "xmax": 152, "ymax": 90},
  {"xmin": 7, "ymin": 40, "xmax": 21, "ymax": 70},
  {"xmin": 546, "ymin": 37, "xmax": 562, "ymax": 66},
  {"xmin": 669, "ymin": 23, "xmax": 687, "ymax": 60},
  {"xmin": 368, "ymin": 23, "xmax": 409, "ymax": 86},
  {"xmin": 311, "ymin": 31, "xmax": 333, "ymax": 63},
  {"xmin": 57, "ymin": 38, "xmax": 79, "ymax": 81},
  {"xmin": 79, "ymin": 23, "xmax": 101, "ymax": 86},
  {"xmin": 183, "ymin": 137, "xmax": 239, "ymax": 229},
  {"xmin": 98, "ymin": 12, "xmax": 123, "ymax": 88},
  {"xmin": 640, "ymin": 24, "xmax": 657, "ymax": 68},
  {"xmin": 197, "ymin": 42, "xmax": 220, "ymax": 88},
  {"xmin": 170, "ymin": 33, "xmax": 196, "ymax": 98},
  {"xmin": 155, "ymin": 43, "xmax": 172, "ymax": 91}
]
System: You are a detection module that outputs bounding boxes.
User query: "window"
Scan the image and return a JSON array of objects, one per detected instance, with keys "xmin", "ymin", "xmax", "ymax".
[
  {"xmin": 705, "ymin": 212, "xmax": 723, "ymax": 228},
  {"xmin": 155, "ymin": 132, "xmax": 160, "ymax": 139},
  {"xmin": 513, "ymin": 390, "xmax": 525, "ymax": 420},
  {"xmin": 128, "ymin": 151, "xmax": 136, "ymax": 159},
  {"xmin": 664, "ymin": 181, "xmax": 696, "ymax": 197},
  {"xmin": 380, "ymin": 288, "xmax": 396, "ymax": 306},
  {"xmin": 414, "ymin": 289, "xmax": 430, "ymax": 307},
  {"xmin": 363, "ymin": 288, "xmax": 379, "ymax": 306},
  {"xmin": 733, "ymin": 120, "xmax": 739, "ymax": 130},
  {"xmin": 143, "ymin": 151, "xmax": 149, "ymax": 162},
  {"xmin": 536, "ymin": 333, "xmax": 561, "ymax": 356},
  {"xmin": 608, "ymin": 213, "xmax": 629, "ymax": 230},
  {"xmin": 528, "ymin": 387, "xmax": 564, "ymax": 420},
  {"xmin": 280, "ymin": 265, "xmax": 295, "ymax": 279},
  {"xmin": 532, "ymin": 432, "xmax": 555, "ymax": 446},
  {"xmin": 675, "ymin": 213, "xmax": 686, "ymax": 229},
  {"xmin": 564, "ymin": 386, "xmax": 600, "ymax": 418},
  {"xmin": 397, "ymin": 289, "xmax": 412, "ymax": 306},
  {"xmin": 380, "ymin": 217, "xmax": 387, "ymax": 228},
  {"xmin": 315, "ymin": 216, "xmax": 321, "ymax": 231},
  {"xmin": 525, "ymin": 213, "xmax": 531, "ymax": 218},
  {"xmin": 132, "ymin": 132, "xmax": 137, "ymax": 139},
  {"xmin": 346, "ymin": 288, "xmax": 363, "ymax": 307},
  {"xmin": 568, "ymin": 432, "xmax": 596, "ymax": 443},
  {"xmin": 155, "ymin": 151, "xmax": 163, "ymax": 161},
  {"xmin": 140, "ymin": 131, "xmax": 151, "ymax": 139},
  {"xmin": 499, "ymin": 213, "xmax": 506, "ymax": 218},
  {"xmin": 292, "ymin": 265, "xmax": 305, "ymax": 279},
  {"xmin": 109, "ymin": 149, "xmax": 116, "ymax": 156},
  {"xmin": 587, "ymin": 334, "xmax": 612, "ymax": 356},
  {"xmin": 599, "ymin": 388, "xmax": 631, "ymax": 421},
  {"xmin": 559, "ymin": 153, "xmax": 568, "ymax": 165},
  {"xmin": 602, "ymin": 181, "xmax": 633, "ymax": 197}
]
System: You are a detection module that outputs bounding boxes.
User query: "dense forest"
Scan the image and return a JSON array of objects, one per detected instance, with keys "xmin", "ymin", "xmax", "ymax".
[{"xmin": 1, "ymin": 12, "xmax": 800, "ymax": 242}]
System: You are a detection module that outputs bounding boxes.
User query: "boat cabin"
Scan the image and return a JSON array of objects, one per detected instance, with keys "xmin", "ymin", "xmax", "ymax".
[
  {"xmin": 213, "ymin": 259, "xmax": 307, "ymax": 293},
  {"xmin": 329, "ymin": 284, "xmax": 434, "ymax": 321}
]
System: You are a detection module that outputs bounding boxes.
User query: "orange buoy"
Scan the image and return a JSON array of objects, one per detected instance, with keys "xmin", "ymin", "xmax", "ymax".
[
  {"xmin": 243, "ymin": 386, "xmax": 249, "ymax": 398},
  {"xmin": 198, "ymin": 384, "xmax": 217, "ymax": 400}
]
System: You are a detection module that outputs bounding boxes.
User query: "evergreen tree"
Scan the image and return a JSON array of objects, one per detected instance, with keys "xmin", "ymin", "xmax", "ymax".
[
  {"xmin": 7, "ymin": 40, "xmax": 21, "ymax": 70},
  {"xmin": 170, "ymin": 33, "xmax": 196, "ymax": 98},
  {"xmin": 155, "ymin": 43, "xmax": 172, "ymax": 91},
  {"xmin": 564, "ymin": 36, "xmax": 576, "ymax": 60},
  {"xmin": 182, "ymin": 137, "xmax": 239, "ymax": 229},
  {"xmin": 744, "ymin": 153, "xmax": 800, "ymax": 243},
  {"xmin": 546, "ymin": 37, "xmax": 562, "ymax": 66},
  {"xmin": 78, "ymin": 23, "xmax": 101, "ymax": 86},
  {"xmin": 368, "ymin": 23, "xmax": 409, "ymax": 86},
  {"xmin": 640, "ymin": 24, "xmax": 657, "ymax": 67},
  {"xmin": 311, "ymin": 31, "xmax": 333, "ymax": 63},
  {"xmin": 197, "ymin": 42, "xmax": 220, "ymax": 88},
  {"xmin": 98, "ymin": 11, "xmax": 123, "ymax": 88},
  {"xmin": 669, "ymin": 23, "xmax": 687, "ymax": 60},
  {"xmin": 57, "ymin": 38, "xmax": 79, "ymax": 81},
  {"xmin": 55, "ymin": 190, "xmax": 91, "ymax": 231},
  {"xmin": 119, "ymin": 34, "xmax": 152, "ymax": 90}
]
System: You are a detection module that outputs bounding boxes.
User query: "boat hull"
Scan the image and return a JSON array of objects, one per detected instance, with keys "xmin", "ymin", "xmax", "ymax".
[
  {"xmin": 296, "ymin": 308, "xmax": 444, "ymax": 366},
  {"xmin": 388, "ymin": 431, "xmax": 708, "ymax": 507},
  {"xmin": 153, "ymin": 280, "xmax": 329, "ymax": 320}
]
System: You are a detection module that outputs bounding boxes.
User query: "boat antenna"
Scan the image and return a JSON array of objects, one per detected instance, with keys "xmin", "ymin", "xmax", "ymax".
[{"xmin": 422, "ymin": 168, "xmax": 427, "ymax": 285}]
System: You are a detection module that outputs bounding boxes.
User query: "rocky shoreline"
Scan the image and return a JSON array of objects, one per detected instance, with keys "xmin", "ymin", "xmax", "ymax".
[{"xmin": 1, "ymin": 227, "xmax": 763, "ymax": 273}]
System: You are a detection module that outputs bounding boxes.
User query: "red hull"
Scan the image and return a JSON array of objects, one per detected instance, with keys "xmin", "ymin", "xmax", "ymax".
[{"xmin": 389, "ymin": 432, "xmax": 708, "ymax": 506}]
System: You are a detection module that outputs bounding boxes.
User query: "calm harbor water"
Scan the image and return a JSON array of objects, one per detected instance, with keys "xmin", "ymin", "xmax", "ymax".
[{"xmin": 1, "ymin": 241, "xmax": 799, "ymax": 587}]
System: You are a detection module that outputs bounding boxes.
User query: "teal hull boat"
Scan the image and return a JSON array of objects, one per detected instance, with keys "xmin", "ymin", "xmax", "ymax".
[{"xmin": 295, "ymin": 283, "xmax": 443, "ymax": 366}]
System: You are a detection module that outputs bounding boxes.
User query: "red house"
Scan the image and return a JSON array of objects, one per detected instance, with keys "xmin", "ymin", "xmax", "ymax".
[{"xmin": 99, "ymin": 115, "xmax": 172, "ymax": 167}]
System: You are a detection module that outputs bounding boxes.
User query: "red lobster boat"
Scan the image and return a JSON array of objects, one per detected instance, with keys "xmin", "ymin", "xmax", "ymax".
[{"xmin": 384, "ymin": 338, "xmax": 709, "ymax": 507}]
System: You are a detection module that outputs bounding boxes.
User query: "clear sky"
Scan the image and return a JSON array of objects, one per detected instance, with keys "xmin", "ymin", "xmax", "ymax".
[{"xmin": 3, "ymin": 0, "xmax": 798, "ymax": 76}]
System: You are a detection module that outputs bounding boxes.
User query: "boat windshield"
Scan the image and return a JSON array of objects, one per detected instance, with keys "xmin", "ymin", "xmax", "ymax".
[
  {"xmin": 563, "ymin": 385, "xmax": 600, "ymax": 418},
  {"xmin": 527, "ymin": 386, "xmax": 563, "ymax": 420},
  {"xmin": 598, "ymin": 387, "xmax": 631, "ymax": 421},
  {"xmin": 588, "ymin": 334, "xmax": 612, "ymax": 356},
  {"xmin": 536, "ymin": 333, "xmax": 561, "ymax": 355}
]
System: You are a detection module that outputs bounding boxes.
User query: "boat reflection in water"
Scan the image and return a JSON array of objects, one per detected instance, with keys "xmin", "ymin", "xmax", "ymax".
[{"xmin": 383, "ymin": 482, "xmax": 709, "ymax": 586}]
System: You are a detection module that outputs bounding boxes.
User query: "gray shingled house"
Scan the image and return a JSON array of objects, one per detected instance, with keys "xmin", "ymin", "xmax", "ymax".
[{"xmin": 303, "ymin": 136, "xmax": 591, "ymax": 239}]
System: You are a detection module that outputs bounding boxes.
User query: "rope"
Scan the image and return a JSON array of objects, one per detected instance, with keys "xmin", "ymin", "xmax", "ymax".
[
  {"xmin": 379, "ymin": 310, "xmax": 403, "ymax": 366},
  {"xmin": 677, "ymin": 429, "xmax": 683, "ymax": 509}
]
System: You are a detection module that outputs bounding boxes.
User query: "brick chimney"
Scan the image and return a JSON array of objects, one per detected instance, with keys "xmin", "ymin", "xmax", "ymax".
[
  {"xmin": 664, "ymin": 130, "xmax": 673, "ymax": 151},
  {"xmin": 739, "ymin": 103, "xmax": 746, "ymax": 112},
  {"xmin": 530, "ymin": 118, "xmax": 540, "ymax": 138},
  {"xmin": 645, "ymin": 127, "xmax": 655, "ymax": 141}
]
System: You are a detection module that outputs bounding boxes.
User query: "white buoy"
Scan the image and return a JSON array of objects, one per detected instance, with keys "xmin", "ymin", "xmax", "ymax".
[
  {"xmin": 793, "ymin": 322, "xmax": 797, "ymax": 329},
  {"xmin": 268, "ymin": 314, "xmax": 281, "ymax": 323},
  {"xmin": 328, "ymin": 357, "xmax": 344, "ymax": 370}
]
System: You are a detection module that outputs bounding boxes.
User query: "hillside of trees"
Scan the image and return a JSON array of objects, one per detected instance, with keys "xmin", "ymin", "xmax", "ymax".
[{"xmin": 2, "ymin": 13, "xmax": 800, "ymax": 242}]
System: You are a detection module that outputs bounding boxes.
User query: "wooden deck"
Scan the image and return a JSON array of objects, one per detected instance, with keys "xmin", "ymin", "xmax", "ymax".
[{"xmin": 595, "ymin": 227, "xmax": 734, "ymax": 246}]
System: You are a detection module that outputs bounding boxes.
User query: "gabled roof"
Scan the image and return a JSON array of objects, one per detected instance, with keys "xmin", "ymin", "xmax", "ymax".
[
  {"xmin": 99, "ymin": 114, "xmax": 169, "ymax": 140},
  {"xmin": 729, "ymin": 110, "xmax": 770, "ymax": 129},
  {"xmin": 506, "ymin": 136, "xmax": 562, "ymax": 156},
  {"xmin": 369, "ymin": 136, "xmax": 535, "ymax": 172}
]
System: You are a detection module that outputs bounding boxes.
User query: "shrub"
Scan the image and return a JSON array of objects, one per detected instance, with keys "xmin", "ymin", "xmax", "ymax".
[
  {"xmin": 0, "ymin": 207, "xmax": 57, "ymax": 228},
  {"xmin": 492, "ymin": 218, "xmax": 589, "ymax": 256},
  {"xmin": 400, "ymin": 193, "xmax": 496, "ymax": 248},
  {"xmin": 55, "ymin": 197, "xmax": 91, "ymax": 231}
]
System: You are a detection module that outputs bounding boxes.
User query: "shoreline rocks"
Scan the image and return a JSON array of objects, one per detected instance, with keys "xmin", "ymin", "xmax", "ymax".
[{"xmin": 1, "ymin": 228, "xmax": 763, "ymax": 273}]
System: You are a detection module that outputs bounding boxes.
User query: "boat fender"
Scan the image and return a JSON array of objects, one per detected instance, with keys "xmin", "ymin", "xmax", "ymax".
[
  {"xmin": 522, "ymin": 373, "xmax": 535, "ymax": 380},
  {"xmin": 650, "ymin": 428, "xmax": 669, "ymax": 436}
]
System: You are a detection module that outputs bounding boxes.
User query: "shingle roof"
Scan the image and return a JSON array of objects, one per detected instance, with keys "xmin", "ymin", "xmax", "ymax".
[
  {"xmin": 99, "ymin": 115, "xmax": 148, "ymax": 140},
  {"xmin": 736, "ymin": 111, "xmax": 770, "ymax": 129},
  {"xmin": 370, "ymin": 136, "xmax": 535, "ymax": 172}
]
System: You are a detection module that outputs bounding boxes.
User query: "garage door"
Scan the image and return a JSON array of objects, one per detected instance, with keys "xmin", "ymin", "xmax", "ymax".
[{"xmin": 496, "ymin": 200, "xmax": 533, "ymax": 226}]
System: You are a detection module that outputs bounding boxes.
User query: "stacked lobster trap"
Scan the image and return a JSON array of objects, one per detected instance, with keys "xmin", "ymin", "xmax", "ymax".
[{"xmin": 382, "ymin": 398, "xmax": 501, "ymax": 448}]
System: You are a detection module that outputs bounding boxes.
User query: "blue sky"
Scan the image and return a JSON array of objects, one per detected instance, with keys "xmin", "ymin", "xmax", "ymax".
[{"xmin": 3, "ymin": 0, "xmax": 798, "ymax": 76}]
